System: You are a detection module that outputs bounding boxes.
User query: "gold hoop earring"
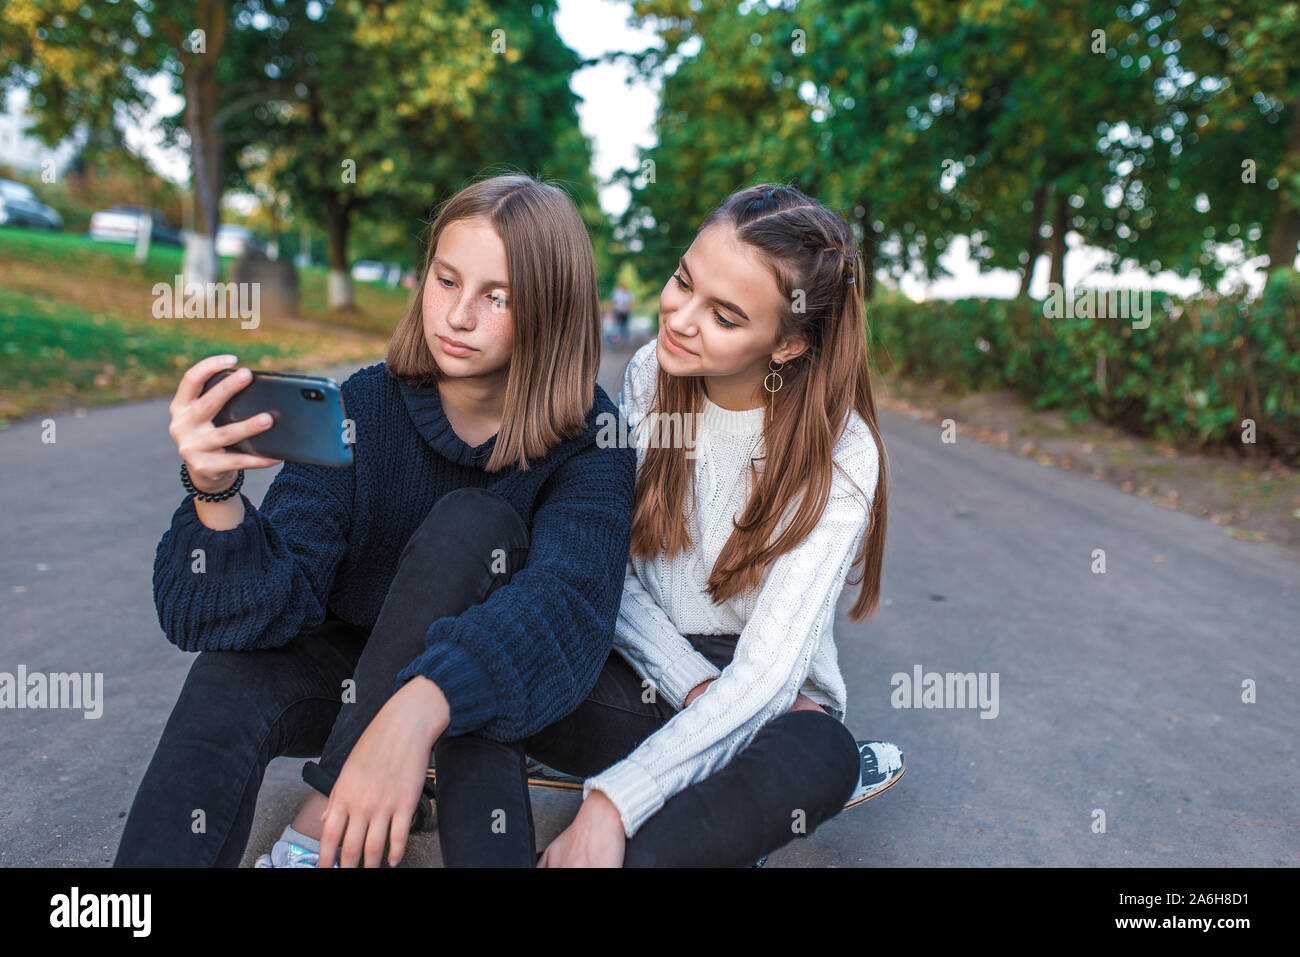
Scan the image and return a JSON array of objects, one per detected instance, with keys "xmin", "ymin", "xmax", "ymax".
[{"xmin": 764, "ymin": 358, "xmax": 784, "ymax": 395}]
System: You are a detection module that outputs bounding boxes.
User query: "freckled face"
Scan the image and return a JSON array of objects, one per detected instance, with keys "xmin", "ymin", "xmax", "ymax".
[
  {"xmin": 422, "ymin": 216, "xmax": 513, "ymax": 378},
  {"xmin": 656, "ymin": 223, "xmax": 800, "ymax": 382}
]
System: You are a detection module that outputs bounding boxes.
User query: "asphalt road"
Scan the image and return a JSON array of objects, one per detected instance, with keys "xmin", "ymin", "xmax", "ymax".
[{"xmin": 2, "ymin": 344, "xmax": 1297, "ymax": 867}]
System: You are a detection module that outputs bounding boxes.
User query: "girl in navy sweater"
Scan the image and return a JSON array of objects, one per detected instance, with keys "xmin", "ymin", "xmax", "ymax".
[{"xmin": 113, "ymin": 173, "xmax": 636, "ymax": 868}]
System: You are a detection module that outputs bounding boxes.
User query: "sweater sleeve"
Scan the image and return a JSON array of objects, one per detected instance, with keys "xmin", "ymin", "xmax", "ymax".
[
  {"xmin": 393, "ymin": 439, "xmax": 637, "ymax": 741},
  {"xmin": 151, "ymin": 458, "xmax": 355, "ymax": 652},
  {"xmin": 614, "ymin": 562, "xmax": 721, "ymax": 711},
  {"xmin": 612, "ymin": 341, "xmax": 721, "ymax": 710},
  {"xmin": 583, "ymin": 431, "xmax": 878, "ymax": 837}
]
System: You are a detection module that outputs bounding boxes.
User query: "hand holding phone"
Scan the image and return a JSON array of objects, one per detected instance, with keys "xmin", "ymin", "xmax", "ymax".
[
  {"xmin": 199, "ymin": 362, "xmax": 353, "ymax": 469},
  {"xmin": 169, "ymin": 355, "xmax": 283, "ymax": 494}
]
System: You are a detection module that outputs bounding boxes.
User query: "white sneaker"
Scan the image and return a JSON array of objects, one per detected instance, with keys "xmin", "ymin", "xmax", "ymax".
[
  {"xmin": 254, "ymin": 840, "xmax": 326, "ymax": 868},
  {"xmin": 253, "ymin": 826, "xmax": 337, "ymax": 867},
  {"xmin": 845, "ymin": 740, "xmax": 906, "ymax": 808}
]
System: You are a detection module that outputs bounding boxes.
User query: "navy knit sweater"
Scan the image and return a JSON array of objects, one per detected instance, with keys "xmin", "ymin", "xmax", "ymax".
[{"xmin": 152, "ymin": 361, "xmax": 636, "ymax": 741}]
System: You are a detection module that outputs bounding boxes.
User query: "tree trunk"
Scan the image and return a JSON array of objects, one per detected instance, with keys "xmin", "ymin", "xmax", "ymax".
[
  {"xmin": 179, "ymin": 0, "xmax": 228, "ymax": 287},
  {"xmin": 181, "ymin": 55, "xmax": 220, "ymax": 287},
  {"xmin": 858, "ymin": 201, "xmax": 879, "ymax": 301},
  {"xmin": 296, "ymin": 222, "xmax": 312, "ymax": 268},
  {"xmin": 1268, "ymin": 207, "xmax": 1300, "ymax": 272},
  {"xmin": 181, "ymin": 54, "xmax": 220, "ymax": 287},
  {"xmin": 1267, "ymin": 96, "xmax": 1300, "ymax": 271},
  {"xmin": 1019, "ymin": 182, "xmax": 1048, "ymax": 297},
  {"xmin": 134, "ymin": 167, "xmax": 152, "ymax": 264},
  {"xmin": 1048, "ymin": 186, "xmax": 1068, "ymax": 291},
  {"xmin": 326, "ymin": 195, "xmax": 354, "ymax": 310}
]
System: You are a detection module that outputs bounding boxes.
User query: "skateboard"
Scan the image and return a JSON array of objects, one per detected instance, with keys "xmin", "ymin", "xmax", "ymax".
[{"xmin": 414, "ymin": 739, "xmax": 906, "ymax": 850}]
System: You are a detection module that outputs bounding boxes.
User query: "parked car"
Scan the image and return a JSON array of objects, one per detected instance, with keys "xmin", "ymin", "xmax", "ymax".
[
  {"xmin": 87, "ymin": 206, "xmax": 182, "ymax": 246},
  {"xmin": 216, "ymin": 224, "xmax": 265, "ymax": 258},
  {"xmin": 351, "ymin": 260, "xmax": 405, "ymax": 285},
  {"xmin": 0, "ymin": 178, "xmax": 62, "ymax": 229}
]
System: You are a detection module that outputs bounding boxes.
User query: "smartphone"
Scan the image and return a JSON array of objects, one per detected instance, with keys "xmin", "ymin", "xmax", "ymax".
[{"xmin": 199, "ymin": 369, "xmax": 353, "ymax": 468}]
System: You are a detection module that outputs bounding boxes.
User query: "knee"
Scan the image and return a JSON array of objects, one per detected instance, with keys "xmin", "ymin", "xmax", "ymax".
[
  {"xmin": 180, "ymin": 650, "xmax": 260, "ymax": 705},
  {"xmin": 408, "ymin": 488, "xmax": 529, "ymax": 567},
  {"xmin": 171, "ymin": 651, "xmax": 291, "ymax": 737},
  {"xmin": 434, "ymin": 731, "xmax": 521, "ymax": 767},
  {"xmin": 430, "ymin": 487, "xmax": 527, "ymax": 541},
  {"xmin": 431, "ymin": 733, "xmax": 527, "ymax": 797},
  {"xmin": 778, "ymin": 709, "xmax": 861, "ymax": 813}
]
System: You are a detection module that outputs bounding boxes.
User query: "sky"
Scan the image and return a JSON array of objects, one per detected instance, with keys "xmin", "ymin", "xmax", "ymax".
[
  {"xmin": 555, "ymin": 0, "xmax": 661, "ymax": 219},
  {"xmin": 11, "ymin": 0, "xmax": 1280, "ymax": 298}
]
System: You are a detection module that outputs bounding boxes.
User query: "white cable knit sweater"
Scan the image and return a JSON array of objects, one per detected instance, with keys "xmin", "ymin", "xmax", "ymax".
[{"xmin": 583, "ymin": 342, "xmax": 881, "ymax": 838}]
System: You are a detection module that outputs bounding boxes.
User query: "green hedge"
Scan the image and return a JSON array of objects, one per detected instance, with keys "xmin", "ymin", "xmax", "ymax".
[{"xmin": 864, "ymin": 272, "xmax": 1300, "ymax": 464}]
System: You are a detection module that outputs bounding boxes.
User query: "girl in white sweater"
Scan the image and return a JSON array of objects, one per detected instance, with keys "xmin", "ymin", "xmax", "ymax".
[{"xmin": 434, "ymin": 183, "xmax": 892, "ymax": 866}]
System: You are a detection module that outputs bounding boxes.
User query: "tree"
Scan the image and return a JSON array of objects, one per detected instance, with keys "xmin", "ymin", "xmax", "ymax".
[
  {"xmin": 612, "ymin": 0, "xmax": 837, "ymax": 291},
  {"xmin": 1, "ymin": 0, "xmax": 294, "ymax": 285},
  {"xmin": 873, "ymin": 1, "xmax": 1169, "ymax": 294},
  {"xmin": 1118, "ymin": 0, "xmax": 1300, "ymax": 278},
  {"xmin": 236, "ymin": 0, "xmax": 602, "ymax": 309}
]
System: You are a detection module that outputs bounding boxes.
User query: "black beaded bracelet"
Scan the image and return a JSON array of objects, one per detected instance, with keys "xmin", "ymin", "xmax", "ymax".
[{"xmin": 180, "ymin": 462, "xmax": 245, "ymax": 503}]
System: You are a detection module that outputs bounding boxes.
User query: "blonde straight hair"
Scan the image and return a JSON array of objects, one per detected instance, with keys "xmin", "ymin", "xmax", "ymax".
[{"xmin": 387, "ymin": 172, "xmax": 601, "ymax": 471}]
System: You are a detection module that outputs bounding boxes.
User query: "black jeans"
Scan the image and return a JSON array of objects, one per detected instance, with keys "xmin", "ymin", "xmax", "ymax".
[
  {"xmin": 114, "ymin": 486, "xmax": 532, "ymax": 867},
  {"xmin": 433, "ymin": 636, "xmax": 862, "ymax": 867}
]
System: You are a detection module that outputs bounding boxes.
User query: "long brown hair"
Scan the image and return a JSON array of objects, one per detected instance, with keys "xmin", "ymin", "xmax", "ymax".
[
  {"xmin": 386, "ymin": 171, "xmax": 601, "ymax": 471},
  {"xmin": 630, "ymin": 183, "xmax": 889, "ymax": 621}
]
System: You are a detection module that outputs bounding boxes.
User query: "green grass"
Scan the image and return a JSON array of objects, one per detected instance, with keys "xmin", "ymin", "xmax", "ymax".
[
  {"xmin": 0, "ymin": 223, "xmax": 188, "ymax": 279},
  {"xmin": 1225, "ymin": 475, "xmax": 1286, "ymax": 500},
  {"xmin": 0, "ymin": 225, "xmax": 409, "ymax": 335},
  {"xmin": 0, "ymin": 286, "xmax": 302, "ymax": 424},
  {"xmin": 0, "ymin": 225, "xmax": 414, "ymax": 423},
  {"xmin": 294, "ymin": 266, "xmax": 411, "ymax": 336}
]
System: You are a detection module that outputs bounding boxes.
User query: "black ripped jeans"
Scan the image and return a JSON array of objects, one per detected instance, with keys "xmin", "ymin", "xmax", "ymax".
[
  {"xmin": 114, "ymin": 486, "xmax": 532, "ymax": 867},
  {"xmin": 433, "ymin": 636, "xmax": 862, "ymax": 868}
]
